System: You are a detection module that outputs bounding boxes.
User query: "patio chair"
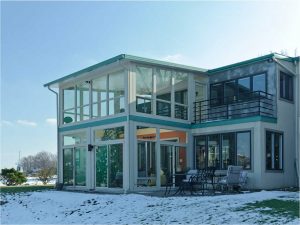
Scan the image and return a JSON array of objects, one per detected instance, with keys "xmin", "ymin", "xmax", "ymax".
[
  {"xmin": 238, "ymin": 171, "xmax": 248, "ymax": 191},
  {"xmin": 173, "ymin": 170, "xmax": 198, "ymax": 195},
  {"xmin": 217, "ymin": 165, "xmax": 242, "ymax": 192}
]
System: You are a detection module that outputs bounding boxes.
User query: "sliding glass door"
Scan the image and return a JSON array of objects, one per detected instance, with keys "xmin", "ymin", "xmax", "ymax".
[
  {"xmin": 160, "ymin": 145, "xmax": 186, "ymax": 187},
  {"xmin": 95, "ymin": 143, "xmax": 123, "ymax": 188}
]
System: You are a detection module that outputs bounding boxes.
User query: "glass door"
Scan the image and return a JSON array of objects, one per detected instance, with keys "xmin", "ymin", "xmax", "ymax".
[
  {"xmin": 95, "ymin": 143, "xmax": 123, "ymax": 188},
  {"xmin": 160, "ymin": 145, "xmax": 173, "ymax": 187},
  {"xmin": 160, "ymin": 144, "xmax": 187, "ymax": 187}
]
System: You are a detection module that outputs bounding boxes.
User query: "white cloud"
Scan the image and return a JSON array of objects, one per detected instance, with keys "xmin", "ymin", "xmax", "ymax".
[
  {"xmin": 17, "ymin": 120, "xmax": 37, "ymax": 127},
  {"xmin": 161, "ymin": 53, "xmax": 185, "ymax": 64},
  {"xmin": 1, "ymin": 120, "xmax": 14, "ymax": 126},
  {"xmin": 45, "ymin": 118, "xmax": 57, "ymax": 125}
]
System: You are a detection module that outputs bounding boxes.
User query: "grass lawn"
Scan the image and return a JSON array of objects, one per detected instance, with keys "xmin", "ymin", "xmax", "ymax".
[
  {"xmin": 237, "ymin": 199, "xmax": 300, "ymax": 220},
  {"xmin": 0, "ymin": 185, "xmax": 54, "ymax": 194}
]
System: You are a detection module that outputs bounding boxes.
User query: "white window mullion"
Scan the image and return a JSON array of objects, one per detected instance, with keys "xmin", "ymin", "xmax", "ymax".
[
  {"xmin": 171, "ymin": 71, "xmax": 175, "ymax": 118},
  {"xmin": 153, "ymin": 70, "xmax": 156, "ymax": 115}
]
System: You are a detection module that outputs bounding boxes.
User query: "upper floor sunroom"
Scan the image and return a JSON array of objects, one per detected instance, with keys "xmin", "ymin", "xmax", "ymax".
[{"xmin": 44, "ymin": 53, "xmax": 299, "ymax": 126}]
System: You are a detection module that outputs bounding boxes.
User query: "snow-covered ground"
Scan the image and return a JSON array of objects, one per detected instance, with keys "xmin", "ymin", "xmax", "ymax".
[{"xmin": 1, "ymin": 190, "xmax": 299, "ymax": 224}]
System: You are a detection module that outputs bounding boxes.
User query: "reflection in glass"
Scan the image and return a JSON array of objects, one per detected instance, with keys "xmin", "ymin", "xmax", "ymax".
[
  {"xmin": 96, "ymin": 145, "xmax": 108, "ymax": 187},
  {"xmin": 208, "ymin": 134, "xmax": 220, "ymax": 169},
  {"xmin": 195, "ymin": 136, "xmax": 206, "ymax": 169},
  {"xmin": 136, "ymin": 126, "xmax": 156, "ymax": 140},
  {"xmin": 63, "ymin": 132, "xmax": 87, "ymax": 146},
  {"xmin": 75, "ymin": 147, "xmax": 86, "ymax": 186},
  {"xmin": 238, "ymin": 77, "xmax": 251, "ymax": 100},
  {"xmin": 253, "ymin": 74, "xmax": 266, "ymax": 93},
  {"xmin": 137, "ymin": 141, "xmax": 156, "ymax": 187},
  {"xmin": 94, "ymin": 127, "xmax": 124, "ymax": 143},
  {"xmin": 63, "ymin": 148, "xmax": 73, "ymax": 185},
  {"xmin": 109, "ymin": 144, "xmax": 123, "ymax": 188},
  {"xmin": 156, "ymin": 69, "xmax": 171, "ymax": 101},
  {"xmin": 159, "ymin": 129, "xmax": 187, "ymax": 144},
  {"xmin": 221, "ymin": 133, "xmax": 235, "ymax": 169},
  {"xmin": 224, "ymin": 81, "xmax": 236, "ymax": 103},
  {"xmin": 160, "ymin": 145, "xmax": 173, "ymax": 187},
  {"xmin": 237, "ymin": 132, "xmax": 251, "ymax": 169}
]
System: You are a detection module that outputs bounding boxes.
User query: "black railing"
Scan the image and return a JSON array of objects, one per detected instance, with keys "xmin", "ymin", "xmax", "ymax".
[{"xmin": 194, "ymin": 91, "xmax": 275, "ymax": 123}]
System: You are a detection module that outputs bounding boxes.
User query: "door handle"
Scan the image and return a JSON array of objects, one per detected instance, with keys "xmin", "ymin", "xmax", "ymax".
[{"xmin": 88, "ymin": 144, "xmax": 94, "ymax": 152}]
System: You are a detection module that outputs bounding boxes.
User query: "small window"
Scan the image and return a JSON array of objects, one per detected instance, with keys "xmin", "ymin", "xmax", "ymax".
[
  {"xmin": 280, "ymin": 72, "xmax": 293, "ymax": 101},
  {"xmin": 266, "ymin": 131, "xmax": 283, "ymax": 170}
]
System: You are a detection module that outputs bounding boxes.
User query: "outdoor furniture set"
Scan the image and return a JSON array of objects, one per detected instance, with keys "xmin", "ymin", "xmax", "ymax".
[{"xmin": 164, "ymin": 165, "xmax": 248, "ymax": 196}]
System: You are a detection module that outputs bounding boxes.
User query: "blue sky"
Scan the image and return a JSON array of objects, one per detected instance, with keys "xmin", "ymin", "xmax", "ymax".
[{"xmin": 1, "ymin": 1, "xmax": 300, "ymax": 169}]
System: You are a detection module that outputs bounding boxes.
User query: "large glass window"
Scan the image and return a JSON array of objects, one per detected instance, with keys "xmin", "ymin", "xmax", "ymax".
[
  {"xmin": 95, "ymin": 144, "xmax": 123, "ymax": 188},
  {"xmin": 62, "ymin": 147, "xmax": 87, "ymax": 186},
  {"xmin": 136, "ymin": 66, "xmax": 153, "ymax": 114},
  {"xmin": 174, "ymin": 72, "xmax": 188, "ymax": 120},
  {"xmin": 94, "ymin": 127, "xmax": 124, "ymax": 143},
  {"xmin": 63, "ymin": 87, "xmax": 76, "ymax": 124},
  {"xmin": 253, "ymin": 74, "xmax": 266, "ymax": 93},
  {"xmin": 63, "ymin": 148, "xmax": 73, "ymax": 185},
  {"xmin": 221, "ymin": 133, "xmax": 235, "ymax": 169},
  {"xmin": 238, "ymin": 77, "xmax": 251, "ymax": 100},
  {"xmin": 74, "ymin": 147, "xmax": 86, "ymax": 186},
  {"xmin": 208, "ymin": 134, "xmax": 220, "ymax": 168},
  {"xmin": 76, "ymin": 82, "xmax": 90, "ymax": 121},
  {"xmin": 210, "ymin": 83, "xmax": 223, "ymax": 105},
  {"xmin": 159, "ymin": 129, "xmax": 187, "ymax": 144},
  {"xmin": 108, "ymin": 71, "xmax": 125, "ymax": 115},
  {"xmin": 195, "ymin": 136, "xmax": 206, "ymax": 169},
  {"xmin": 280, "ymin": 72, "xmax": 293, "ymax": 101},
  {"xmin": 236, "ymin": 132, "xmax": 251, "ymax": 169},
  {"xmin": 195, "ymin": 131, "xmax": 251, "ymax": 170},
  {"xmin": 266, "ymin": 131, "xmax": 283, "ymax": 170},
  {"xmin": 156, "ymin": 69, "xmax": 172, "ymax": 117},
  {"xmin": 63, "ymin": 132, "xmax": 87, "ymax": 146},
  {"xmin": 224, "ymin": 81, "xmax": 236, "ymax": 103},
  {"xmin": 92, "ymin": 76, "xmax": 107, "ymax": 118},
  {"xmin": 137, "ymin": 141, "xmax": 156, "ymax": 187}
]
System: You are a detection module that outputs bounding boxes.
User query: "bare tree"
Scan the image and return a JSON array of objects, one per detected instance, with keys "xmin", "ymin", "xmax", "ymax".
[{"xmin": 20, "ymin": 151, "xmax": 57, "ymax": 184}]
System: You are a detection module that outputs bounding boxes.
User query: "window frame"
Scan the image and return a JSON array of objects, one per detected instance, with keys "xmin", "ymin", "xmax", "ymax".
[
  {"xmin": 279, "ymin": 71, "xmax": 294, "ymax": 102},
  {"xmin": 265, "ymin": 130, "xmax": 284, "ymax": 171},
  {"xmin": 194, "ymin": 130, "xmax": 252, "ymax": 170},
  {"xmin": 209, "ymin": 72, "xmax": 268, "ymax": 105}
]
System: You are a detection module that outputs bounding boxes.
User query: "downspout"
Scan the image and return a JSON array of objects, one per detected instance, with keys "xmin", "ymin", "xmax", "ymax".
[
  {"xmin": 273, "ymin": 56, "xmax": 299, "ymax": 187},
  {"xmin": 48, "ymin": 86, "xmax": 59, "ymax": 186}
]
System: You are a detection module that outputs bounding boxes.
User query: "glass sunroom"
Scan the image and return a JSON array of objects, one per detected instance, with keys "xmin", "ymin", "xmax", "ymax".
[{"xmin": 44, "ymin": 54, "xmax": 207, "ymax": 192}]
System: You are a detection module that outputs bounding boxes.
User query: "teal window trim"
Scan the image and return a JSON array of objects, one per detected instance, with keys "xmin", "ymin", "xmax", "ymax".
[
  {"xmin": 191, "ymin": 116, "xmax": 277, "ymax": 129},
  {"xmin": 59, "ymin": 116, "xmax": 127, "ymax": 132}
]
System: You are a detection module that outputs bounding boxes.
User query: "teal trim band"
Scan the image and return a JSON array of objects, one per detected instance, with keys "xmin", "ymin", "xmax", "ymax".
[
  {"xmin": 58, "ymin": 116, "xmax": 127, "ymax": 132},
  {"xmin": 191, "ymin": 116, "xmax": 277, "ymax": 129},
  {"xmin": 129, "ymin": 115, "xmax": 191, "ymax": 129}
]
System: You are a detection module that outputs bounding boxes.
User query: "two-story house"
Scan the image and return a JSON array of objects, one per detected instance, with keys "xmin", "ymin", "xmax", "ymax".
[{"xmin": 44, "ymin": 53, "xmax": 299, "ymax": 192}]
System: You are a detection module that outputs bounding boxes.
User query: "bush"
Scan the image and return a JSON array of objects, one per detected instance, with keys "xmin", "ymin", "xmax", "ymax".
[
  {"xmin": 0, "ymin": 168, "xmax": 27, "ymax": 186},
  {"xmin": 37, "ymin": 167, "xmax": 56, "ymax": 185}
]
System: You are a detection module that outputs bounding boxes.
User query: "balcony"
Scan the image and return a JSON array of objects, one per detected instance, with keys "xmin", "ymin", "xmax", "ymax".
[{"xmin": 194, "ymin": 91, "xmax": 276, "ymax": 123}]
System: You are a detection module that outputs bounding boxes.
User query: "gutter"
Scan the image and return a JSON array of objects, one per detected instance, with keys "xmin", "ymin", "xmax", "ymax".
[{"xmin": 48, "ymin": 86, "xmax": 60, "ymax": 186}]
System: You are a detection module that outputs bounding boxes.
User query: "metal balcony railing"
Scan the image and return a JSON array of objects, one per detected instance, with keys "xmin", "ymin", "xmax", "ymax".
[{"xmin": 194, "ymin": 91, "xmax": 276, "ymax": 123}]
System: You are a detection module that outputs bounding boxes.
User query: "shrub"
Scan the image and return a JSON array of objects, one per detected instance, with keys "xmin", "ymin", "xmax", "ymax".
[{"xmin": 0, "ymin": 168, "xmax": 27, "ymax": 186}]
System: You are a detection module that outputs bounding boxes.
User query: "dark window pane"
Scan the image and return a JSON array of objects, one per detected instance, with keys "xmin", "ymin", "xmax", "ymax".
[
  {"xmin": 195, "ymin": 136, "xmax": 206, "ymax": 169},
  {"xmin": 211, "ymin": 83, "xmax": 223, "ymax": 105},
  {"xmin": 266, "ymin": 131, "xmax": 283, "ymax": 170},
  {"xmin": 266, "ymin": 131, "xmax": 272, "ymax": 170},
  {"xmin": 156, "ymin": 101, "xmax": 171, "ymax": 117},
  {"xmin": 253, "ymin": 74, "xmax": 266, "ymax": 93},
  {"xmin": 224, "ymin": 81, "xmax": 236, "ymax": 103},
  {"xmin": 221, "ymin": 133, "xmax": 235, "ymax": 169},
  {"xmin": 238, "ymin": 77, "xmax": 251, "ymax": 100},
  {"xmin": 280, "ymin": 72, "xmax": 293, "ymax": 101},
  {"xmin": 236, "ymin": 132, "xmax": 251, "ymax": 169}
]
